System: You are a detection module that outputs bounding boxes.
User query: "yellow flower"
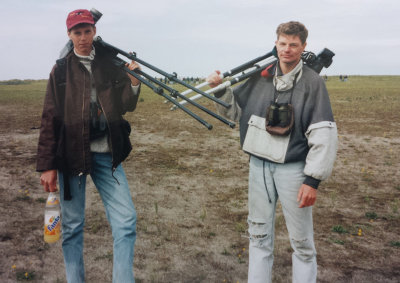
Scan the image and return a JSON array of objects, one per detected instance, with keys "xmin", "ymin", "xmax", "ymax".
[
  {"xmin": 25, "ymin": 272, "xmax": 29, "ymax": 278},
  {"xmin": 242, "ymin": 248, "xmax": 246, "ymax": 252},
  {"xmin": 358, "ymin": 228, "xmax": 362, "ymax": 236},
  {"xmin": 210, "ymin": 169, "xmax": 213, "ymax": 173},
  {"xmin": 11, "ymin": 264, "xmax": 16, "ymax": 269}
]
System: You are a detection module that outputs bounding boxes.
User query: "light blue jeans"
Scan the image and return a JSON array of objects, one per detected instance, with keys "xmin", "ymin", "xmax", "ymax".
[
  {"xmin": 59, "ymin": 153, "xmax": 136, "ymax": 283},
  {"xmin": 247, "ymin": 156, "xmax": 317, "ymax": 283}
]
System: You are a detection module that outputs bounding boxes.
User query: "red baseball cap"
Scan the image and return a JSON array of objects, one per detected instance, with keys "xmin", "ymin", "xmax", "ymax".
[{"xmin": 66, "ymin": 9, "xmax": 95, "ymax": 30}]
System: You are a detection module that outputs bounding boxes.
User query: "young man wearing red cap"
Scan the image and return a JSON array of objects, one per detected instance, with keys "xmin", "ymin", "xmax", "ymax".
[
  {"xmin": 37, "ymin": 9, "xmax": 140, "ymax": 283},
  {"xmin": 207, "ymin": 21, "xmax": 338, "ymax": 283}
]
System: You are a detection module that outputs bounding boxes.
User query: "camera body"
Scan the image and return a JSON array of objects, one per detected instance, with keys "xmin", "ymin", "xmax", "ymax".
[
  {"xmin": 89, "ymin": 8, "xmax": 103, "ymax": 23},
  {"xmin": 301, "ymin": 48, "xmax": 335, "ymax": 74}
]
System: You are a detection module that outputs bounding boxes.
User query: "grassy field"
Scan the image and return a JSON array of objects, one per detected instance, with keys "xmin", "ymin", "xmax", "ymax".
[{"xmin": 0, "ymin": 76, "xmax": 399, "ymax": 282}]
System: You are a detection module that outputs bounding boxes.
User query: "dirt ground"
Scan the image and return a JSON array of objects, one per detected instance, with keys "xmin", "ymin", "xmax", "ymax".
[{"xmin": 0, "ymin": 79, "xmax": 399, "ymax": 282}]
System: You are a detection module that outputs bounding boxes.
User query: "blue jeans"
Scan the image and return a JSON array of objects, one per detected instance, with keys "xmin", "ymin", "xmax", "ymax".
[
  {"xmin": 59, "ymin": 153, "xmax": 136, "ymax": 283},
  {"xmin": 247, "ymin": 156, "xmax": 317, "ymax": 283}
]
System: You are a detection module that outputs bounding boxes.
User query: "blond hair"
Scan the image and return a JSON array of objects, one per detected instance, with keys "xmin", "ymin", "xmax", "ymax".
[{"xmin": 276, "ymin": 21, "xmax": 308, "ymax": 44}]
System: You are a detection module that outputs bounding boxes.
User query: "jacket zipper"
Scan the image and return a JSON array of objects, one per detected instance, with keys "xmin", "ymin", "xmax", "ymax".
[
  {"xmin": 97, "ymin": 87, "xmax": 115, "ymax": 171},
  {"xmin": 97, "ymin": 97, "xmax": 120, "ymax": 184},
  {"xmin": 81, "ymin": 70, "xmax": 86, "ymax": 175}
]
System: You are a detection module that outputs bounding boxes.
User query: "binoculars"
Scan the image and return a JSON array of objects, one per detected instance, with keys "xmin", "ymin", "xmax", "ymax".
[{"xmin": 267, "ymin": 103, "xmax": 291, "ymax": 127}]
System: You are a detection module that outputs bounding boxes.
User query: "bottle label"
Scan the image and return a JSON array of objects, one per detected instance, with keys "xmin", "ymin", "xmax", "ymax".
[
  {"xmin": 46, "ymin": 195, "xmax": 60, "ymax": 206},
  {"xmin": 44, "ymin": 211, "xmax": 61, "ymax": 236}
]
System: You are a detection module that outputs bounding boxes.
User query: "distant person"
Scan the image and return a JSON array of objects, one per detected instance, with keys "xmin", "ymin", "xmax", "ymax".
[
  {"xmin": 339, "ymin": 74, "xmax": 343, "ymax": 81},
  {"xmin": 36, "ymin": 9, "xmax": 141, "ymax": 283},
  {"xmin": 344, "ymin": 75, "xmax": 348, "ymax": 82},
  {"xmin": 207, "ymin": 21, "xmax": 338, "ymax": 283}
]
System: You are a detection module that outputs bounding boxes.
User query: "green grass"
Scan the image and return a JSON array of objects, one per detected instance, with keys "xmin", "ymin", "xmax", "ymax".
[
  {"xmin": 0, "ymin": 80, "xmax": 47, "ymax": 105},
  {"xmin": 326, "ymin": 76, "xmax": 400, "ymax": 136},
  {"xmin": 2, "ymin": 76, "xmax": 398, "ymax": 135},
  {"xmin": 1, "ymin": 75, "xmax": 399, "ymax": 149},
  {"xmin": 332, "ymin": 225, "xmax": 348, "ymax": 234},
  {"xmin": 334, "ymin": 239, "xmax": 345, "ymax": 245},
  {"xmin": 390, "ymin": 241, "xmax": 400, "ymax": 247},
  {"xmin": 16, "ymin": 270, "xmax": 35, "ymax": 281},
  {"xmin": 365, "ymin": 211, "xmax": 378, "ymax": 220}
]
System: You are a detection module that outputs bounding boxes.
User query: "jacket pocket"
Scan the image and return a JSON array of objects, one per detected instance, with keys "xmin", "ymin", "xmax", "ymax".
[{"xmin": 243, "ymin": 115, "xmax": 291, "ymax": 163}]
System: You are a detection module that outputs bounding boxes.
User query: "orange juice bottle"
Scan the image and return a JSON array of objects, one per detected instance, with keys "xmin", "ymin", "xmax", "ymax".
[{"xmin": 44, "ymin": 192, "xmax": 61, "ymax": 243}]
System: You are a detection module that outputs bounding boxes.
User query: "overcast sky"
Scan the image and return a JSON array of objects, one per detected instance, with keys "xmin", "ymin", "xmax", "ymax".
[{"xmin": 1, "ymin": 0, "xmax": 399, "ymax": 80}]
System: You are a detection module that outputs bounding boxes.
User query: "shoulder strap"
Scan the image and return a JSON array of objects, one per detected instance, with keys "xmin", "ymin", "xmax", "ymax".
[{"xmin": 55, "ymin": 57, "xmax": 67, "ymax": 87}]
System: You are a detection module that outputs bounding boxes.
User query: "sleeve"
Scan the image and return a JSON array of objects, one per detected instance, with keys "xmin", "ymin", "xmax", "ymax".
[
  {"xmin": 214, "ymin": 87, "xmax": 242, "ymax": 122},
  {"xmin": 304, "ymin": 121, "xmax": 338, "ymax": 183},
  {"xmin": 36, "ymin": 67, "xmax": 62, "ymax": 172},
  {"xmin": 213, "ymin": 75, "xmax": 259, "ymax": 122},
  {"xmin": 131, "ymin": 84, "xmax": 140, "ymax": 95},
  {"xmin": 303, "ymin": 77, "xmax": 338, "ymax": 187},
  {"xmin": 119, "ymin": 72, "xmax": 140, "ymax": 114}
]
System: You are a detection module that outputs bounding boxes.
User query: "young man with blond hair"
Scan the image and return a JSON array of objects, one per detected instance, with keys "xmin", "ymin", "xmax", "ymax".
[{"xmin": 208, "ymin": 21, "xmax": 338, "ymax": 282}]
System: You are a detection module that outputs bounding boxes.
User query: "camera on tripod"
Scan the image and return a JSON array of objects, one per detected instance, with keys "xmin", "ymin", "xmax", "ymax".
[{"xmin": 302, "ymin": 48, "xmax": 335, "ymax": 74}]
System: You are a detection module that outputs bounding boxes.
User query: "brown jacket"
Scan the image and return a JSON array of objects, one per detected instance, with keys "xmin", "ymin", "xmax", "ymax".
[{"xmin": 36, "ymin": 48, "xmax": 139, "ymax": 175}]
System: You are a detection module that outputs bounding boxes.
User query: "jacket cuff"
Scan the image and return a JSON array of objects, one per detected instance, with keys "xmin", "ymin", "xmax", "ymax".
[
  {"xmin": 36, "ymin": 158, "xmax": 57, "ymax": 172},
  {"xmin": 303, "ymin": 175, "xmax": 321, "ymax": 189},
  {"xmin": 131, "ymin": 83, "xmax": 140, "ymax": 95}
]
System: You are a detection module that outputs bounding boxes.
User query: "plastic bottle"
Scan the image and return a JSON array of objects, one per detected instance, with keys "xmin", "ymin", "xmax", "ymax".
[{"xmin": 44, "ymin": 192, "xmax": 61, "ymax": 243}]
